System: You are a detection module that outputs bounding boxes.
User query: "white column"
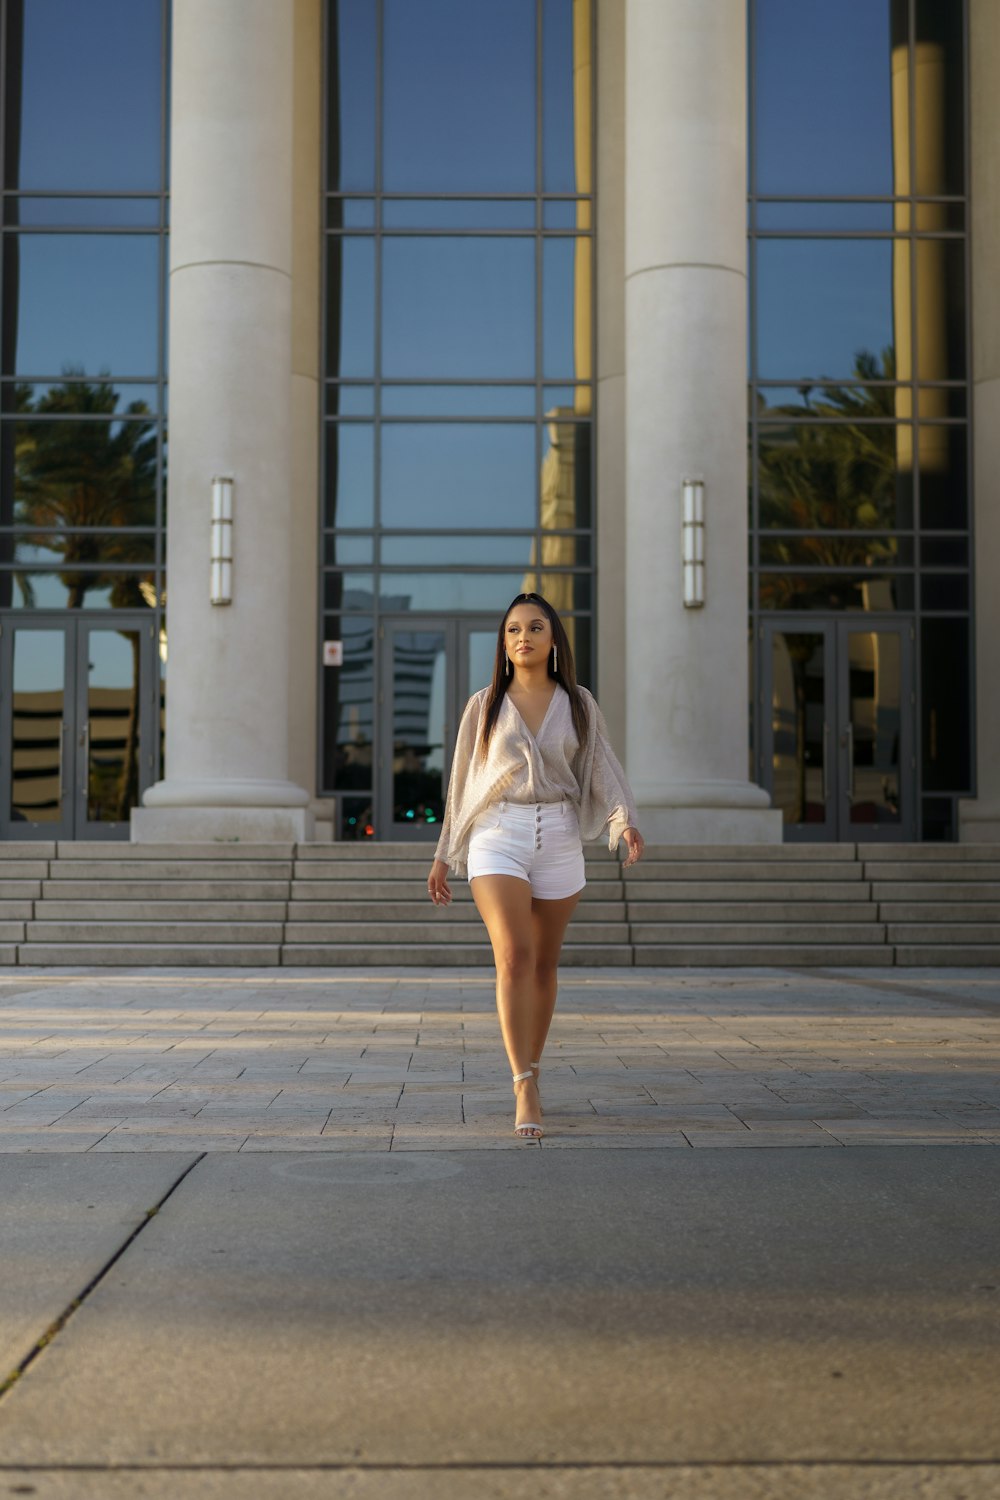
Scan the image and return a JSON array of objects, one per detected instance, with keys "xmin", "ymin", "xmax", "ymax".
[
  {"xmin": 133, "ymin": 0, "xmax": 312, "ymax": 842},
  {"xmin": 624, "ymin": 0, "xmax": 780, "ymax": 843},
  {"xmin": 959, "ymin": 0, "xmax": 1000, "ymax": 842}
]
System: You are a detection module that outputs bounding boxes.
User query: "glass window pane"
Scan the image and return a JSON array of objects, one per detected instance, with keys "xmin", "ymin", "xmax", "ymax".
[
  {"xmin": 914, "ymin": 0, "xmax": 966, "ymax": 197},
  {"xmin": 382, "ymin": 0, "xmax": 536, "ymax": 192},
  {"xmin": 0, "ymin": 569, "xmax": 157, "ymax": 608},
  {"xmin": 325, "ymin": 237, "xmax": 375, "ymax": 378},
  {"xmin": 326, "ymin": 0, "xmax": 376, "ymax": 191},
  {"xmin": 754, "ymin": 202, "xmax": 896, "ymax": 232},
  {"xmin": 10, "ymin": 626, "xmax": 65, "ymax": 822},
  {"xmin": 323, "ymin": 574, "xmax": 375, "ymax": 611},
  {"xmin": 2, "ymin": 380, "xmax": 161, "ymax": 414},
  {"xmin": 85, "ymin": 626, "xmax": 141, "ymax": 824},
  {"xmin": 543, "ymin": 237, "xmax": 592, "ymax": 380},
  {"xmin": 322, "ymin": 614, "xmax": 374, "ymax": 794},
  {"xmin": 757, "ymin": 573, "xmax": 914, "ymax": 611},
  {"xmin": 541, "ymin": 412, "xmax": 591, "ymax": 529},
  {"xmin": 845, "ymin": 629, "xmax": 902, "ymax": 827},
  {"xmin": 325, "ymin": 385, "xmax": 375, "ymax": 417},
  {"xmin": 382, "ymin": 238, "xmax": 535, "ymax": 379},
  {"xmin": 10, "ymin": 197, "xmax": 162, "ymax": 228},
  {"xmin": 382, "ymin": 200, "xmax": 535, "ymax": 230},
  {"xmin": 921, "ymin": 617, "xmax": 971, "ymax": 790},
  {"xmin": 325, "ymin": 424, "xmax": 374, "ymax": 528},
  {"xmin": 323, "ymin": 535, "xmax": 373, "ymax": 565},
  {"xmin": 4, "ymin": 0, "xmax": 163, "ymax": 191},
  {"xmin": 374, "ymin": 572, "xmax": 591, "ymax": 612},
  {"xmin": 917, "ymin": 386, "xmax": 966, "ymax": 419},
  {"xmin": 755, "ymin": 240, "xmax": 895, "ymax": 383},
  {"xmin": 759, "ymin": 537, "xmax": 912, "ymax": 568},
  {"xmin": 326, "ymin": 198, "xmax": 376, "ymax": 229},
  {"xmin": 2, "ymin": 412, "xmax": 158, "ymax": 529},
  {"xmin": 919, "ymin": 424, "xmax": 967, "ymax": 529},
  {"xmin": 754, "ymin": 0, "xmax": 894, "ymax": 196},
  {"xmin": 381, "ymin": 385, "xmax": 536, "ymax": 418},
  {"xmin": 543, "ymin": 201, "xmax": 580, "ymax": 230},
  {"xmin": 381, "ymin": 534, "xmax": 536, "ymax": 567},
  {"xmin": 916, "ymin": 239, "xmax": 966, "ymax": 381},
  {"xmin": 389, "ymin": 626, "xmax": 448, "ymax": 828},
  {"xmin": 2, "ymin": 235, "xmax": 160, "ymax": 377},
  {"xmin": 920, "ymin": 574, "xmax": 968, "ymax": 611},
  {"xmin": 758, "ymin": 423, "xmax": 914, "ymax": 530},
  {"xmin": 543, "ymin": 0, "xmax": 592, "ymax": 194},
  {"xmin": 920, "ymin": 535, "xmax": 967, "ymax": 567},
  {"xmin": 3, "ymin": 534, "xmax": 156, "ymax": 566},
  {"xmin": 381, "ymin": 423, "xmax": 535, "ymax": 528},
  {"xmin": 769, "ymin": 631, "xmax": 827, "ymax": 827}
]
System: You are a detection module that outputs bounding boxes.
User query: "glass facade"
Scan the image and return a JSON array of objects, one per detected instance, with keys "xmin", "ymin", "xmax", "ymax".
[
  {"xmin": 0, "ymin": 0, "xmax": 168, "ymax": 838},
  {"xmin": 749, "ymin": 0, "xmax": 971, "ymax": 840},
  {"xmin": 322, "ymin": 0, "xmax": 595, "ymax": 839}
]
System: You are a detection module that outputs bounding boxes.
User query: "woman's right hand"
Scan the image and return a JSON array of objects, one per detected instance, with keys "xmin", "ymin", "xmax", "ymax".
[{"xmin": 427, "ymin": 859, "xmax": 452, "ymax": 907}]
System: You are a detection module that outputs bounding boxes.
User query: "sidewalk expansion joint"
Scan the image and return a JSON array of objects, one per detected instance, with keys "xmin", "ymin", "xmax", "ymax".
[{"xmin": 0, "ymin": 1153, "xmax": 206, "ymax": 1404}]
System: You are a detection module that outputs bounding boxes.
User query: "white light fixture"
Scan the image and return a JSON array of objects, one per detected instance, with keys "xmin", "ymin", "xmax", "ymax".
[
  {"xmin": 210, "ymin": 476, "xmax": 234, "ymax": 605},
  {"xmin": 681, "ymin": 478, "xmax": 705, "ymax": 608}
]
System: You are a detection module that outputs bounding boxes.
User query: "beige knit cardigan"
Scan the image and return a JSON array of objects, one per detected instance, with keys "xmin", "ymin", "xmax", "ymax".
[{"xmin": 432, "ymin": 683, "xmax": 638, "ymax": 878}]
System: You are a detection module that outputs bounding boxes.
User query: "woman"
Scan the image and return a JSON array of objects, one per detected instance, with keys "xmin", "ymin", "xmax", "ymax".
[{"xmin": 427, "ymin": 592, "xmax": 644, "ymax": 1140}]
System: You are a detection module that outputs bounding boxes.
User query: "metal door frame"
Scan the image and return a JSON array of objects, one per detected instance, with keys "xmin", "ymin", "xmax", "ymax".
[
  {"xmin": 0, "ymin": 612, "xmax": 157, "ymax": 843},
  {"xmin": 759, "ymin": 614, "xmax": 916, "ymax": 843},
  {"xmin": 377, "ymin": 614, "xmax": 498, "ymax": 841}
]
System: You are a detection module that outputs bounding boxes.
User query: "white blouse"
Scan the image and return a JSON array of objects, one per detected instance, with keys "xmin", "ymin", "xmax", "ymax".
[{"xmin": 433, "ymin": 683, "xmax": 638, "ymax": 878}]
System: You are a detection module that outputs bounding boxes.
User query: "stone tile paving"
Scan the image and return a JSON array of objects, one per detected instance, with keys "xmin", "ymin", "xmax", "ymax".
[{"xmin": 0, "ymin": 966, "xmax": 998, "ymax": 1152}]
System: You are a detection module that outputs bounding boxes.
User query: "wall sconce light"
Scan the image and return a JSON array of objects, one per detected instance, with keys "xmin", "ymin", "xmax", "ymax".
[
  {"xmin": 210, "ymin": 476, "xmax": 233, "ymax": 605},
  {"xmin": 681, "ymin": 478, "xmax": 705, "ymax": 608}
]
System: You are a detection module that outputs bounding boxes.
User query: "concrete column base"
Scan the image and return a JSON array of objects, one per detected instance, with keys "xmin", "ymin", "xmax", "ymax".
[
  {"xmin": 131, "ymin": 805, "xmax": 315, "ymax": 844},
  {"xmin": 636, "ymin": 804, "xmax": 783, "ymax": 845},
  {"xmin": 958, "ymin": 800, "xmax": 1000, "ymax": 843}
]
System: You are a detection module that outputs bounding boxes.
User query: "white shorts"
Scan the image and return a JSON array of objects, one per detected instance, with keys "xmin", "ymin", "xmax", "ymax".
[{"xmin": 467, "ymin": 800, "xmax": 586, "ymax": 901}]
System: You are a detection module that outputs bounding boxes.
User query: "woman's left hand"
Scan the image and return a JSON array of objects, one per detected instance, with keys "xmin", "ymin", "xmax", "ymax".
[{"xmin": 621, "ymin": 826, "xmax": 644, "ymax": 868}]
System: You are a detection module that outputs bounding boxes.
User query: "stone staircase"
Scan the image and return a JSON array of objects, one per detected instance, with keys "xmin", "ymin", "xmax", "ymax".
[{"xmin": 0, "ymin": 841, "xmax": 997, "ymax": 967}]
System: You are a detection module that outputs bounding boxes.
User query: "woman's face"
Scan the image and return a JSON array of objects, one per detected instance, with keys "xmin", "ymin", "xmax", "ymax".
[{"xmin": 504, "ymin": 602, "xmax": 554, "ymax": 668}]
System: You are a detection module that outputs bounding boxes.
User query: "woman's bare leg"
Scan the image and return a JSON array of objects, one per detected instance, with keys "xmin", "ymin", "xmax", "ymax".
[
  {"xmin": 471, "ymin": 873, "xmax": 543, "ymax": 1133},
  {"xmin": 528, "ymin": 890, "xmax": 582, "ymax": 1069}
]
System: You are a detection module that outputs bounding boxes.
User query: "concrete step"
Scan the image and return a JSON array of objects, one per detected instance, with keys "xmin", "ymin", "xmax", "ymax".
[
  {"xmin": 625, "ymin": 881, "xmax": 870, "ymax": 902},
  {"xmin": 885, "ymin": 923, "xmax": 1000, "ymax": 944},
  {"xmin": 280, "ymin": 943, "xmax": 632, "ymax": 967},
  {"xmin": 16, "ymin": 943, "xmax": 281, "ymax": 967},
  {"xmin": 879, "ymin": 902, "xmax": 1000, "ymax": 921},
  {"xmin": 0, "ymin": 843, "xmax": 56, "ymax": 858},
  {"xmin": 283, "ymin": 900, "xmax": 625, "ymax": 923},
  {"xmin": 871, "ymin": 882, "xmax": 1000, "ymax": 902},
  {"xmin": 55, "ymin": 841, "xmax": 296, "ymax": 860},
  {"xmin": 626, "ymin": 901, "xmax": 879, "ymax": 922},
  {"xmin": 858, "ymin": 843, "xmax": 1000, "ymax": 860},
  {"xmin": 636, "ymin": 844, "xmax": 858, "ymax": 861},
  {"xmin": 632, "ymin": 945, "xmax": 895, "ymax": 966},
  {"xmin": 894, "ymin": 946, "xmax": 1000, "ymax": 965},
  {"xmin": 25, "ymin": 922, "xmax": 286, "ymax": 943},
  {"xmin": 42, "ymin": 880, "xmax": 291, "ymax": 901},
  {"xmin": 47, "ymin": 860, "xmax": 293, "ymax": 881},
  {"xmin": 282, "ymin": 920, "xmax": 629, "ymax": 944},
  {"xmin": 0, "ymin": 902, "xmax": 34, "ymax": 919},
  {"xmin": 624, "ymin": 861, "xmax": 863, "ymax": 882},
  {"xmin": 0, "ymin": 882, "xmax": 42, "ymax": 899},
  {"xmin": 0, "ymin": 862, "xmax": 49, "ymax": 879},
  {"xmin": 629, "ymin": 922, "xmax": 887, "ymax": 945},
  {"xmin": 0, "ymin": 923, "xmax": 25, "ymax": 941},
  {"xmin": 38, "ymin": 900, "xmax": 289, "ymax": 921},
  {"xmin": 864, "ymin": 862, "xmax": 1000, "ymax": 882},
  {"xmin": 0, "ymin": 945, "xmax": 15, "ymax": 964},
  {"xmin": 290, "ymin": 879, "xmax": 623, "ymax": 902}
]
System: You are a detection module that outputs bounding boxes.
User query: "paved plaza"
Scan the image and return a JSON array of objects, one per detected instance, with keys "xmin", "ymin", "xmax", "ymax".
[{"xmin": 0, "ymin": 966, "xmax": 998, "ymax": 1497}]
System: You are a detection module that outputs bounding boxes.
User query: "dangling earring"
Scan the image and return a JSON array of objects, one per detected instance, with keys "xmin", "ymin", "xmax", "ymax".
[
  {"xmin": 552, "ymin": 643, "xmax": 558, "ymax": 675},
  {"xmin": 506, "ymin": 655, "xmax": 511, "ymax": 677}
]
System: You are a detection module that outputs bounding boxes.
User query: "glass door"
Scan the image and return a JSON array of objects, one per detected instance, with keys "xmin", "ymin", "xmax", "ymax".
[
  {"xmin": 759, "ymin": 618, "xmax": 914, "ymax": 842},
  {"xmin": 378, "ymin": 616, "xmax": 498, "ymax": 840},
  {"xmin": 0, "ymin": 614, "xmax": 156, "ymax": 841}
]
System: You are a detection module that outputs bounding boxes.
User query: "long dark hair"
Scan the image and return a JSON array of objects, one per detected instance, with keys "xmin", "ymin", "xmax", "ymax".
[{"xmin": 479, "ymin": 592, "xmax": 589, "ymax": 758}]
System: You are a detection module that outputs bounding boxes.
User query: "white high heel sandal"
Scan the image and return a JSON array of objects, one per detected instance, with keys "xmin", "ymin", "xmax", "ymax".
[{"xmin": 512, "ymin": 1070, "xmax": 544, "ymax": 1139}]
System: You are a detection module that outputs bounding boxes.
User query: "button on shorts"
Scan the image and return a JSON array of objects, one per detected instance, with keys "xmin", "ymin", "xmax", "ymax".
[{"xmin": 467, "ymin": 800, "xmax": 586, "ymax": 900}]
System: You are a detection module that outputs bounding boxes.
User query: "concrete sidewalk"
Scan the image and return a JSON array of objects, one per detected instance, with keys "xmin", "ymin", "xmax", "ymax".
[{"xmin": 0, "ymin": 967, "xmax": 998, "ymax": 1498}]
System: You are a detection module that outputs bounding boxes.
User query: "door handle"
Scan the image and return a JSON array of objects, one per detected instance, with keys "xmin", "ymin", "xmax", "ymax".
[
  {"xmin": 822, "ymin": 722, "xmax": 829, "ymax": 803},
  {"xmin": 80, "ymin": 722, "xmax": 89, "ymax": 796},
  {"xmin": 844, "ymin": 721, "xmax": 854, "ymax": 802}
]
